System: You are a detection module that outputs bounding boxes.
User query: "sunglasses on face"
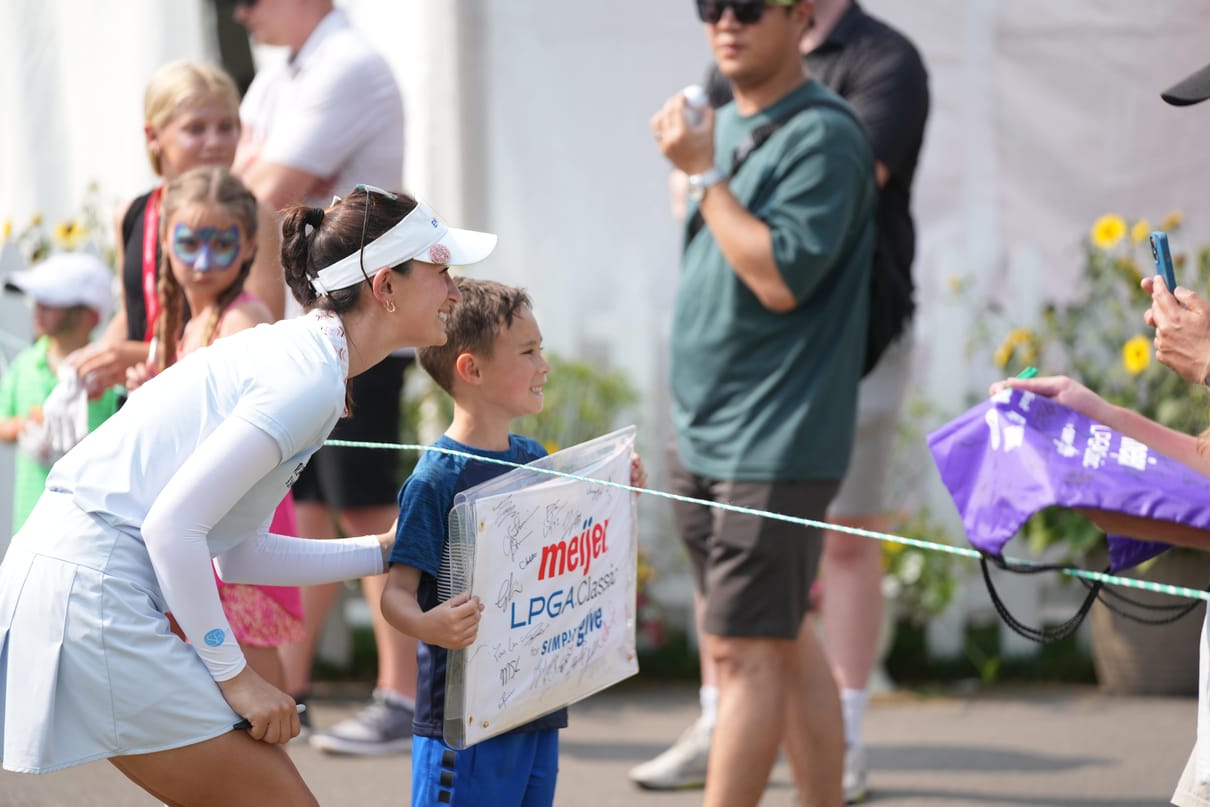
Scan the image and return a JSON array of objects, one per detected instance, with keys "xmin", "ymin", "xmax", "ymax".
[{"xmin": 695, "ymin": 0, "xmax": 797, "ymax": 25}]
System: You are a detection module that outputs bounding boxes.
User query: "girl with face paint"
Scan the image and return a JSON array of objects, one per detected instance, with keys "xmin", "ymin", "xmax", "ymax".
[
  {"xmin": 140, "ymin": 166, "xmax": 265, "ymax": 376},
  {"xmin": 68, "ymin": 61, "xmax": 286, "ymax": 398},
  {"xmin": 126, "ymin": 165, "xmax": 306, "ymax": 694}
]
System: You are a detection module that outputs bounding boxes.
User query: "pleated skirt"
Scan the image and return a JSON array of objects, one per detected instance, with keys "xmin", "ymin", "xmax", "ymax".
[{"xmin": 0, "ymin": 490, "xmax": 239, "ymax": 773}]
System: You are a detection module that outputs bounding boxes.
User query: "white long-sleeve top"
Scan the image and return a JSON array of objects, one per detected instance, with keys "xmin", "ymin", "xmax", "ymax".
[{"xmin": 47, "ymin": 311, "xmax": 384, "ymax": 681}]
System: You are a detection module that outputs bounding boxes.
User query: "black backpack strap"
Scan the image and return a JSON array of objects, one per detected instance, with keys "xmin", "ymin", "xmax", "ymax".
[
  {"xmin": 979, "ymin": 551, "xmax": 1206, "ymax": 645},
  {"xmin": 980, "ymin": 554, "xmax": 1103, "ymax": 644},
  {"xmin": 685, "ymin": 97, "xmax": 863, "ymax": 245}
]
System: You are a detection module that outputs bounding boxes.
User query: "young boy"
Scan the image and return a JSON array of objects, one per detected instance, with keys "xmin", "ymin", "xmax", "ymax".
[
  {"xmin": 381, "ymin": 277, "xmax": 644, "ymax": 806},
  {"xmin": 0, "ymin": 252, "xmax": 119, "ymax": 532}
]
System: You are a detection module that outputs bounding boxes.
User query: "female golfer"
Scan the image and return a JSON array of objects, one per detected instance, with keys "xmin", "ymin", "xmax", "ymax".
[{"xmin": 0, "ymin": 185, "xmax": 495, "ymax": 806}]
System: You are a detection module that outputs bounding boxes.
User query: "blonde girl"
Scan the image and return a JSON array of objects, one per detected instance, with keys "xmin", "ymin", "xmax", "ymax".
[{"xmin": 72, "ymin": 60, "xmax": 284, "ymax": 393}]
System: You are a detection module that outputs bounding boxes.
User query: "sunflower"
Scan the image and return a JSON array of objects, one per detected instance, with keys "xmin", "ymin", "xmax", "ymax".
[
  {"xmin": 53, "ymin": 220, "xmax": 82, "ymax": 250},
  {"xmin": 1130, "ymin": 218, "xmax": 1151, "ymax": 244},
  {"xmin": 1122, "ymin": 335, "xmax": 1151, "ymax": 375},
  {"xmin": 1161, "ymin": 210, "xmax": 1183, "ymax": 232},
  {"xmin": 1090, "ymin": 214, "xmax": 1127, "ymax": 250},
  {"xmin": 993, "ymin": 328, "xmax": 1035, "ymax": 368}
]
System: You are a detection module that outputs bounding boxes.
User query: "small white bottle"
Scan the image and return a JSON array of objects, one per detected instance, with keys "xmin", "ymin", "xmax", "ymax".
[{"xmin": 682, "ymin": 84, "xmax": 709, "ymax": 127}]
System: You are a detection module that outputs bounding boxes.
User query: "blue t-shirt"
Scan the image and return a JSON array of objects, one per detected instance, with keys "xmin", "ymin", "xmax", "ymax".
[{"xmin": 389, "ymin": 433, "xmax": 569, "ymax": 739}]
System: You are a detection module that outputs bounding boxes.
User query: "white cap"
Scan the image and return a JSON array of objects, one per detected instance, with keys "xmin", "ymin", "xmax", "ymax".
[
  {"xmin": 4, "ymin": 252, "xmax": 114, "ymax": 319},
  {"xmin": 311, "ymin": 198, "xmax": 497, "ymax": 295}
]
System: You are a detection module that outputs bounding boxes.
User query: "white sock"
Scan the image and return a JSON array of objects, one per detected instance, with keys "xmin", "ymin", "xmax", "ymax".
[
  {"xmin": 840, "ymin": 688, "xmax": 868, "ymax": 749},
  {"xmin": 699, "ymin": 685, "xmax": 719, "ymax": 730}
]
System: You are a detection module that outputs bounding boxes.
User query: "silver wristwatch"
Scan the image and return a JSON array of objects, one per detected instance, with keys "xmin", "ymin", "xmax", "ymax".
[{"xmin": 686, "ymin": 167, "xmax": 725, "ymax": 202}]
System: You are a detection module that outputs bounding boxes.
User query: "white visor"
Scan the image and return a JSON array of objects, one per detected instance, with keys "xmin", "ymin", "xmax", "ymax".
[{"xmin": 310, "ymin": 199, "xmax": 497, "ymax": 295}]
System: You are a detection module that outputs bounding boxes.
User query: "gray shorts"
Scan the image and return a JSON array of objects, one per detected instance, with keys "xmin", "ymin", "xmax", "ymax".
[
  {"xmin": 828, "ymin": 332, "xmax": 914, "ymax": 517},
  {"xmin": 1174, "ymin": 749, "xmax": 1210, "ymax": 807},
  {"xmin": 668, "ymin": 445, "xmax": 837, "ymax": 639}
]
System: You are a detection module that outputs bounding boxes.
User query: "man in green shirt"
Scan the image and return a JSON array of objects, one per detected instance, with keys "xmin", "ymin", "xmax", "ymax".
[
  {"xmin": 648, "ymin": 1, "xmax": 875, "ymax": 804},
  {"xmin": 1, "ymin": 253, "xmax": 119, "ymax": 533}
]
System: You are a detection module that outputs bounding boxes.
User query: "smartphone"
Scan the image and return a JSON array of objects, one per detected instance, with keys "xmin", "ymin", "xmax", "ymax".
[{"xmin": 1150, "ymin": 231, "xmax": 1178, "ymax": 293}]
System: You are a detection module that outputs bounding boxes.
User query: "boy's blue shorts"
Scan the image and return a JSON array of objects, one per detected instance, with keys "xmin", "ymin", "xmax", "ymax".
[{"xmin": 412, "ymin": 729, "xmax": 559, "ymax": 806}]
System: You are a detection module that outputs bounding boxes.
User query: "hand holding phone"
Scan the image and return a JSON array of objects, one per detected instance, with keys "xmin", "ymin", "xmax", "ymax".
[{"xmin": 1150, "ymin": 231, "xmax": 1178, "ymax": 294}]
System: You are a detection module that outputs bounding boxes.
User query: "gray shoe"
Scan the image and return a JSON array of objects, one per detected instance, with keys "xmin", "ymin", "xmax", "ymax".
[
  {"xmin": 844, "ymin": 744, "xmax": 869, "ymax": 804},
  {"xmin": 309, "ymin": 689, "xmax": 414, "ymax": 756},
  {"xmin": 628, "ymin": 716, "xmax": 711, "ymax": 790}
]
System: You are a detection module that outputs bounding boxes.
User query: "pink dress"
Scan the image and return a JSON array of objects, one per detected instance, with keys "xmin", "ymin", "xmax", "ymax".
[{"xmin": 196, "ymin": 292, "xmax": 305, "ymax": 646}]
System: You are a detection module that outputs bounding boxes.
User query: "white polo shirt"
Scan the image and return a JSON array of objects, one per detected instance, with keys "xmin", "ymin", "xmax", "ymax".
[{"xmin": 237, "ymin": 9, "xmax": 405, "ymax": 207}]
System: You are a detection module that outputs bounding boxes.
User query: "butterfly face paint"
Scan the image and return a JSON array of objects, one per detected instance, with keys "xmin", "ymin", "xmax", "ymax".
[{"xmin": 172, "ymin": 223, "xmax": 241, "ymax": 272}]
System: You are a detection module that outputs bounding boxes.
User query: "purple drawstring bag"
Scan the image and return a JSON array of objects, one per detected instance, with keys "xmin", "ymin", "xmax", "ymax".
[{"xmin": 927, "ymin": 388, "xmax": 1210, "ymax": 573}]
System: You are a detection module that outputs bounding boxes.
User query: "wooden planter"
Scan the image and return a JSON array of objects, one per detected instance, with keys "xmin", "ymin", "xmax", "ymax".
[{"xmin": 1087, "ymin": 548, "xmax": 1209, "ymax": 695}]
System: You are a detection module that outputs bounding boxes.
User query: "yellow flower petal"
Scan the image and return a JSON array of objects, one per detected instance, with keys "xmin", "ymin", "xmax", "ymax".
[
  {"xmin": 1122, "ymin": 335, "xmax": 1151, "ymax": 375},
  {"xmin": 1007, "ymin": 328, "xmax": 1033, "ymax": 347},
  {"xmin": 1091, "ymin": 214, "xmax": 1127, "ymax": 250},
  {"xmin": 1161, "ymin": 210, "xmax": 1183, "ymax": 231},
  {"xmin": 1131, "ymin": 219, "xmax": 1151, "ymax": 244},
  {"xmin": 53, "ymin": 220, "xmax": 81, "ymax": 250}
]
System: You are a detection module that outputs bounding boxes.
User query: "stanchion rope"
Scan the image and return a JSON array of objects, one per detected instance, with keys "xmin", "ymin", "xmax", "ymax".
[{"xmin": 325, "ymin": 438, "xmax": 1210, "ymax": 604}]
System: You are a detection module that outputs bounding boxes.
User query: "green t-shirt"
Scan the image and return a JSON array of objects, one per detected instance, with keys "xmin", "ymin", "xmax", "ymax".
[
  {"xmin": 670, "ymin": 79, "xmax": 876, "ymax": 481},
  {"xmin": 0, "ymin": 337, "xmax": 119, "ymax": 532}
]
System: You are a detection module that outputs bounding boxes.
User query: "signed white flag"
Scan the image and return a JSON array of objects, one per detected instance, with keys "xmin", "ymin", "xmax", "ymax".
[{"xmin": 442, "ymin": 426, "xmax": 639, "ymax": 748}]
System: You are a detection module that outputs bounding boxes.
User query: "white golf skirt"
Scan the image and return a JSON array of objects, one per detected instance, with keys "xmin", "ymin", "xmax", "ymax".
[{"xmin": 0, "ymin": 490, "xmax": 239, "ymax": 773}]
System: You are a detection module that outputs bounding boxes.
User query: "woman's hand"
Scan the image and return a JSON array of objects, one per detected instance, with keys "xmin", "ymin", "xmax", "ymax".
[
  {"xmin": 988, "ymin": 375, "xmax": 1113, "ymax": 423},
  {"xmin": 216, "ymin": 666, "xmax": 299, "ymax": 744},
  {"xmin": 375, "ymin": 521, "xmax": 398, "ymax": 570}
]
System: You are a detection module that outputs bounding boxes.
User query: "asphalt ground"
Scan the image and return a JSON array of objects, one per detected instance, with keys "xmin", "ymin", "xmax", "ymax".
[{"xmin": 0, "ymin": 681, "xmax": 1193, "ymax": 806}]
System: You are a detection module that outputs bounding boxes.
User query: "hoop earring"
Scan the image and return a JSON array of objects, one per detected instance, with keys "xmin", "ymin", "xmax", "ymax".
[{"xmin": 384, "ymin": 299, "xmax": 397, "ymax": 314}]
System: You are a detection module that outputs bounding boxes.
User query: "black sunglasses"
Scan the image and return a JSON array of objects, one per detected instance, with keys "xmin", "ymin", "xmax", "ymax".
[
  {"xmin": 695, "ymin": 0, "xmax": 796, "ymax": 25},
  {"xmin": 353, "ymin": 184, "xmax": 399, "ymax": 283}
]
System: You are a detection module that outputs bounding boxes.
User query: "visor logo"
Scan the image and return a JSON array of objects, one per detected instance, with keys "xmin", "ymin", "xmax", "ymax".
[{"xmin": 429, "ymin": 244, "xmax": 451, "ymax": 264}]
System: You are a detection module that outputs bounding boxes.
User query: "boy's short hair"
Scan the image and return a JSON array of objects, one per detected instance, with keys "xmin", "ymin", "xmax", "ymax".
[{"xmin": 419, "ymin": 277, "xmax": 532, "ymax": 394}]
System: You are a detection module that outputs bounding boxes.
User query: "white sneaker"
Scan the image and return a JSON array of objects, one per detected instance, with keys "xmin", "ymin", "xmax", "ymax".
[
  {"xmin": 628, "ymin": 716, "xmax": 712, "ymax": 790},
  {"xmin": 844, "ymin": 744, "xmax": 869, "ymax": 804}
]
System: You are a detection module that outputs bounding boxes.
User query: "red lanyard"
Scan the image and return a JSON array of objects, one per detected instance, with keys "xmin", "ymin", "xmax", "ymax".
[{"xmin": 141, "ymin": 186, "xmax": 163, "ymax": 342}]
